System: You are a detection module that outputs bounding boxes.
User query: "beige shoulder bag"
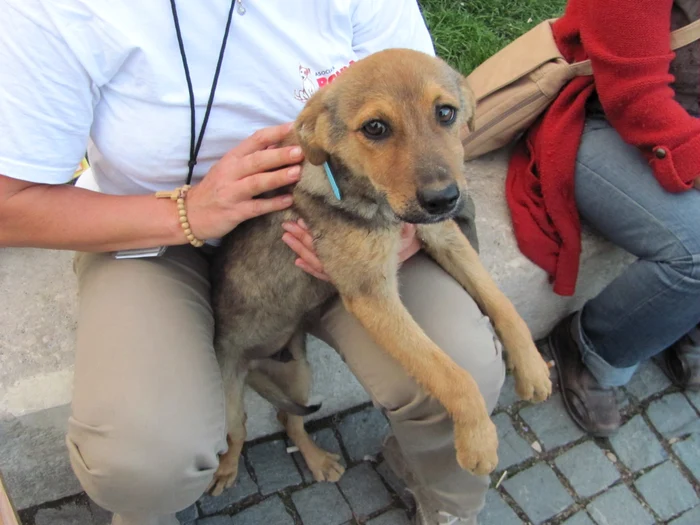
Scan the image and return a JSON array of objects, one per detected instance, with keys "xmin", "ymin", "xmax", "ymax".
[{"xmin": 463, "ymin": 18, "xmax": 700, "ymax": 161}]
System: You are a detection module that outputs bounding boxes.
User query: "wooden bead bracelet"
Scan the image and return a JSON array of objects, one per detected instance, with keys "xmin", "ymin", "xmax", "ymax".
[{"xmin": 155, "ymin": 185, "xmax": 205, "ymax": 248}]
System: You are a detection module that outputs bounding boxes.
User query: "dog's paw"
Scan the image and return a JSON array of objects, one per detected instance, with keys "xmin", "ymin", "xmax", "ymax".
[
  {"xmin": 454, "ymin": 418, "xmax": 498, "ymax": 476},
  {"xmin": 510, "ymin": 348, "xmax": 553, "ymax": 403},
  {"xmin": 207, "ymin": 461, "xmax": 239, "ymax": 497},
  {"xmin": 305, "ymin": 448, "xmax": 345, "ymax": 482}
]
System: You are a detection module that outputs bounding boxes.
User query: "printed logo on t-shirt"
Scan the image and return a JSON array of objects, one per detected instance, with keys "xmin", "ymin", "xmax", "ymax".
[{"xmin": 293, "ymin": 61, "xmax": 355, "ymax": 102}]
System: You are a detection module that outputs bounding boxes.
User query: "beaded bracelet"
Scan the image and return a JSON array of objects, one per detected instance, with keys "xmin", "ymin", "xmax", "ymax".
[{"xmin": 155, "ymin": 185, "xmax": 205, "ymax": 248}]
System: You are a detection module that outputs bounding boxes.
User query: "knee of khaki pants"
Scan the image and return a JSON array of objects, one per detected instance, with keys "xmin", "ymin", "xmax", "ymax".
[
  {"xmin": 356, "ymin": 314, "xmax": 505, "ymax": 425},
  {"xmin": 67, "ymin": 413, "xmax": 222, "ymax": 515}
]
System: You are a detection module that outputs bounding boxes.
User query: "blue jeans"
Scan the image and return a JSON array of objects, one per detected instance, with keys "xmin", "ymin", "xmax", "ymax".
[{"xmin": 573, "ymin": 116, "xmax": 700, "ymax": 387}]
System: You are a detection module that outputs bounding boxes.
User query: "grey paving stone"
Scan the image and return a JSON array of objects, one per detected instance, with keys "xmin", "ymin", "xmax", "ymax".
[
  {"xmin": 634, "ymin": 462, "xmax": 699, "ymax": 521},
  {"xmin": 196, "ymin": 517, "xmax": 233, "ymax": 525},
  {"xmin": 608, "ymin": 415, "xmax": 667, "ymax": 472},
  {"xmin": 35, "ymin": 502, "xmax": 93, "ymax": 525},
  {"xmin": 366, "ymin": 509, "xmax": 411, "ymax": 525},
  {"xmin": 230, "ymin": 496, "xmax": 294, "ymax": 525},
  {"xmin": 586, "ymin": 484, "xmax": 654, "ymax": 525},
  {"xmin": 376, "ymin": 460, "xmax": 414, "ymax": 511},
  {"xmin": 518, "ymin": 393, "xmax": 585, "ymax": 450},
  {"xmin": 502, "ymin": 464, "xmax": 574, "ymax": 524},
  {"xmin": 198, "ymin": 457, "xmax": 258, "ymax": 515},
  {"xmin": 290, "ymin": 428, "xmax": 346, "ymax": 483},
  {"xmin": 563, "ymin": 512, "xmax": 595, "ymax": 525},
  {"xmin": 0, "ymin": 404, "xmax": 84, "ymax": 509},
  {"xmin": 480, "ymin": 490, "xmax": 521, "ymax": 525},
  {"xmin": 338, "ymin": 407, "xmax": 390, "ymax": 462},
  {"xmin": 670, "ymin": 505, "xmax": 700, "ymax": 525},
  {"xmin": 338, "ymin": 463, "xmax": 392, "ymax": 519},
  {"xmin": 554, "ymin": 442, "xmax": 620, "ymax": 498},
  {"xmin": 625, "ymin": 361, "xmax": 672, "ymax": 400},
  {"xmin": 647, "ymin": 393, "xmax": 700, "ymax": 438},
  {"xmin": 497, "ymin": 374, "xmax": 520, "ymax": 408},
  {"xmin": 494, "ymin": 413, "xmax": 533, "ymax": 471},
  {"xmin": 176, "ymin": 504, "xmax": 199, "ymax": 523},
  {"xmin": 672, "ymin": 433, "xmax": 700, "ymax": 481},
  {"xmin": 247, "ymin": 439, "xmax": 302, "ymax": 496},
  {"xmin": 292, "ymin": 483, "xmax": 353, "ymax": 525}
]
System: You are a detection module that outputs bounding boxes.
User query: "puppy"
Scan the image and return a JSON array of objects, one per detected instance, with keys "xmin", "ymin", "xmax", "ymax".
[{"xmin": 208, "ymin": 48, "xmax": 552, "ymax": 496}]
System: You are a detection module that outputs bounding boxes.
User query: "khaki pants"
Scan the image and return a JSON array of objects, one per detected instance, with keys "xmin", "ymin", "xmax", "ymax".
[{"xmin": 68, "ymin": 240, "xmax": 505, "ymax": 525}]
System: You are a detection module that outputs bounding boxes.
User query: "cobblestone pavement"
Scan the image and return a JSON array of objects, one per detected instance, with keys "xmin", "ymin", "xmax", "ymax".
[{"xmin": 18, "ymin": 359, "xmax": 700, "ymax": 525}]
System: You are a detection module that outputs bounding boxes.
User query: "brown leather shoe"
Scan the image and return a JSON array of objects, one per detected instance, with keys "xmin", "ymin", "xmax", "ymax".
[
  {"xmin": 545, "ymin": 314, "xmax": 621, "ymax": 437},
  {"xmin": 656, "ymin": 336, "xmax": 700, "ymax": 392}
]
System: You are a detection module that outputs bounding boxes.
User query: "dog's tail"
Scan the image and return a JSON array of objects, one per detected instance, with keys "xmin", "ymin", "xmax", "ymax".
[{"xmin": 246, "ymin": 369, "xmax": 322, "ymax": 416}]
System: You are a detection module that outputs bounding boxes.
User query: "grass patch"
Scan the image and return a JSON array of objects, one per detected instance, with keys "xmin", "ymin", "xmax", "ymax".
[{"xmin": 419, "ymin": 0, "xmax": 567, "ymax": 74}]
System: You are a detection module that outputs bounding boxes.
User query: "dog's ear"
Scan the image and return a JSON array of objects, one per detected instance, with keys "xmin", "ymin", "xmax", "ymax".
[
  {"xmin": 295, "ymin": 91, "xmax": 331, "ymax": 166},
  {"xmin": 460, "ymin": 76, "xmax": 477, "ymax": 133}
]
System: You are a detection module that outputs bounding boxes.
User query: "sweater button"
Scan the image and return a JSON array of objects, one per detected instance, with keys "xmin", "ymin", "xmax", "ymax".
[{"xmin": 654, "ymin": 148, "xmax": 667, "ymax": 159}]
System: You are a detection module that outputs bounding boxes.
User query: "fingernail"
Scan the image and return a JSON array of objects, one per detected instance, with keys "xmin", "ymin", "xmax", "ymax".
[
  {"xmin": 282, "ymin": 195, "xmax": 294, "ymax": 205},
  {"xmin": 290, "ymin": 147, "xmax": 303, "ymax": 159},
  {"xmin": 288, "ymin": 166, "xmax": 301, "ymax": 180},
  {"xmin": 298, "ymin": 219, "xmax": 307, "ymax": 228}
]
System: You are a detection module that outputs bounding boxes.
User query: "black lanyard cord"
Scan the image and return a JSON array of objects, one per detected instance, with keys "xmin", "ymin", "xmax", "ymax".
[{"xmin": 169, "ymin": 0, "xmax": 236, "ymax": 185}]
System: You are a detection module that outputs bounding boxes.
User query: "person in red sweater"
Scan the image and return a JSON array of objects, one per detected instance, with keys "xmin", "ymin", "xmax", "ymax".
[{"xmin": 507, "ymin": 0, "xmax": 700, "ymax": 435}]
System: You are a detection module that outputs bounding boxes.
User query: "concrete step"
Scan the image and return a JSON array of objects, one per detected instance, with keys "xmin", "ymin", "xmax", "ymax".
[{"xmin": 0, "ymin": 150, "xmax": 633, "ymax": 510}]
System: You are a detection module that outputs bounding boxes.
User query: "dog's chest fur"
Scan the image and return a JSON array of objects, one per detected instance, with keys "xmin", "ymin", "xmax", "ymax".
[{"xmin": 210, "ymin": 160, "xmax": 399, "ymax": 360}]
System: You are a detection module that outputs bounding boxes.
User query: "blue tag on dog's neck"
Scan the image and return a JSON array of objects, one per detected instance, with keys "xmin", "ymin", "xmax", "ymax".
[{"xmin": 323, "ymin": 161, "xmax": 342, "ymax": 201}]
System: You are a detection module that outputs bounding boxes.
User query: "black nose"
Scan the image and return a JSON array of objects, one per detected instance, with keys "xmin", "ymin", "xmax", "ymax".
[{"xmin": 417, "ymin": 184, "xmax": 460, "ymax": 215}]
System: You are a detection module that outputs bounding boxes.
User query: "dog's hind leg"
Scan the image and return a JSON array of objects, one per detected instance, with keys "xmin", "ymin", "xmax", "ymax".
[
  {"xmin": 260, "ymin": 330, "xmax": 345, "ymax": 482},
  {"xmin": 208, "ymin": 352, "xmax": 247, "ymax": 497}
]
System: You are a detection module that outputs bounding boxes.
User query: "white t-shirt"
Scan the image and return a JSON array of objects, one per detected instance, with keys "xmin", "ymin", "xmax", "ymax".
[{"xmin": 0, "ymin": 0, "xmax": 435, "ymax": 195}]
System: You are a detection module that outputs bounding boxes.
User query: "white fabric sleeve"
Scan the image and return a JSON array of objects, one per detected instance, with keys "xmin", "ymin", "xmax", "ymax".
[
  {"xmin": 0, "ymin": 0, "xmax": 96, "ymax": 184},
  {"xmin": 350, "ymin": 0, "xmax": 436, "ymax": 59}
]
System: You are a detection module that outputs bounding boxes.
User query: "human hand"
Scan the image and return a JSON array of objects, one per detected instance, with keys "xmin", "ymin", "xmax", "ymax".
[
  {"xmin": 397, "ymin": 223, "xmax": 421, "ymax": 262},
  {"xmin": 281, "ymin": 220, "xmax": 421, "ymax": 282},
  {"xmin": 185, "ymin": 123, "xmax": 303, "ymax": 240}
]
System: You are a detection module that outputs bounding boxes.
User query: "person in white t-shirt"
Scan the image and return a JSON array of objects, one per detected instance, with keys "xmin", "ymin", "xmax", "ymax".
[{"xmin": 0, "ymin": 2, "xmax": 506, "ymax": 524}]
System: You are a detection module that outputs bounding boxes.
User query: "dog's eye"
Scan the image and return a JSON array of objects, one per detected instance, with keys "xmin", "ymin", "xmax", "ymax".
[
  {"xmin": 361, "ymin": 120, "xmax": 391, "ymax": 140},
  {"xmin": 436, "ymin": 105, "xmax": 457, "ymax": 125}
]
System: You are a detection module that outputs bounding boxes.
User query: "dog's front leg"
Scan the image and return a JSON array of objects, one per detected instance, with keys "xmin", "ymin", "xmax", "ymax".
[
  {"xmin": 319, "ymin": 227, "xmax": 498, "ymax": 475},
  {"xmin": 417, "ymin": 220, "xmax": 552, "ymax": 403}
]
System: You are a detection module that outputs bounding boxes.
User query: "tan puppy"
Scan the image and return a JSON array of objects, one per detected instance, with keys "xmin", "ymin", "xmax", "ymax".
[{"xmin": 209, "ymin": 48, "xmax": 552, "ymax": 496}]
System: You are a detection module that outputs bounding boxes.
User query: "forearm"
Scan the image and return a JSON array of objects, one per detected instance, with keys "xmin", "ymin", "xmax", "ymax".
[
  {"xmin": 0, "ymin": 182, "xmax": 187, "ymax": 252},
  {"xmin": 580, "ymin": 0, "xmax": 700, "ymax": 189}
]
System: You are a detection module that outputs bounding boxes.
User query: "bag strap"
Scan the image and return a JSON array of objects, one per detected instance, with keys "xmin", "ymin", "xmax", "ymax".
[
  {"xmin": 671, "ymin": 18, "xmax": 700, "ymax": 50},
  {"xmin": 571, "ymin": 18, "xmax": 700, "ymax": 78}
]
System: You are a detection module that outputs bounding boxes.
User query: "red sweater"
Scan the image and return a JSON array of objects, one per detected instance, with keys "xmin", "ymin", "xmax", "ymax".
[{"xmin": 506, "ymin": 0, "xmax": 700, "ymax": 296}]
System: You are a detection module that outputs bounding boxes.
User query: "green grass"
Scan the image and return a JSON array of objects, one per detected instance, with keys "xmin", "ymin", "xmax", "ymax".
[{"xmin": 419, "ymin": 0, "xmax": 567, "ymax": 75}]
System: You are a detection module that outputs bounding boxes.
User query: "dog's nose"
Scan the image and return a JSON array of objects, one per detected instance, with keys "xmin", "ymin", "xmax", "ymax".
[{"xmin": 417, "ymin": 184, "xmax": 460, "ymax": 215}]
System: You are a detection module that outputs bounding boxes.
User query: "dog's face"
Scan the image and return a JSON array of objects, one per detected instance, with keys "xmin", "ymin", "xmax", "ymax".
[{"xmin": 295, "ymin": 49, "xmax": 475, "ymax": 223}]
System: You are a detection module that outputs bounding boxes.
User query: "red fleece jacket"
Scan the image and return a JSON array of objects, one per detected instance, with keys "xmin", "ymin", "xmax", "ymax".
[{"xmin": 506, "ymin": 0, "xmax": 700, "ymax": 296}]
